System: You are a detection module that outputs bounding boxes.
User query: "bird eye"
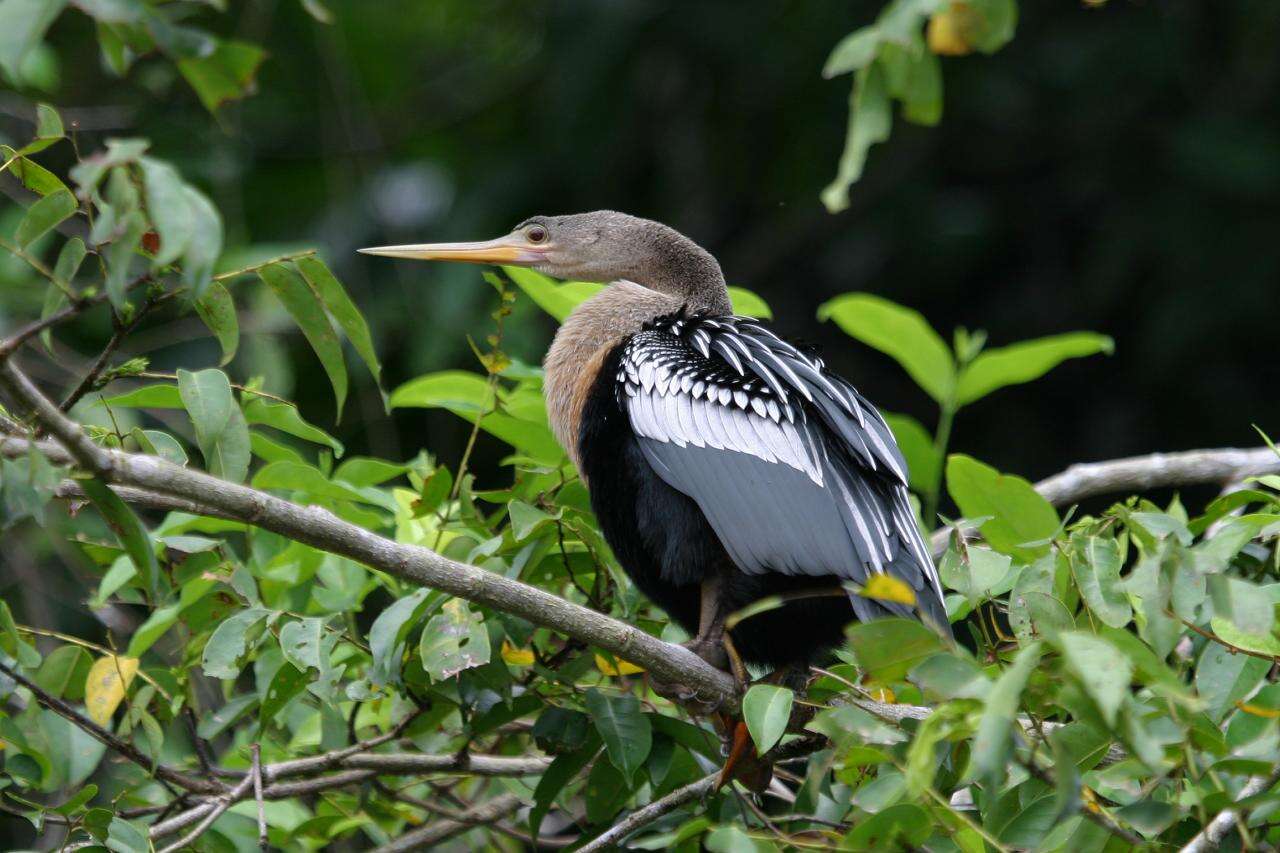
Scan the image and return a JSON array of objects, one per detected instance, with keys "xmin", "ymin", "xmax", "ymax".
[{"xmin": 527, "ymin": 225, "xmax": 548, "ymax": 243}]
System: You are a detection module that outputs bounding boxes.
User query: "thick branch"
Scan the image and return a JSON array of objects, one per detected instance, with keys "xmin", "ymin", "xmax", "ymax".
[
  {"xmin": 0, "ymin": 361, "xmax": 739, "ymax": 707},
  {"xmin": 1178, "ymin": 770, "xmax": 1280, "ymax": 853},
  {"xmin": 1034, "ymin": 446, "xmax": 1279, "ymax": 507}
]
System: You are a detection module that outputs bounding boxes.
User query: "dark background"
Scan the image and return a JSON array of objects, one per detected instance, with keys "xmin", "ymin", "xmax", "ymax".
[{"xmin": 5, "ymin": 0, "xmax": 1279, "ymax": 500}]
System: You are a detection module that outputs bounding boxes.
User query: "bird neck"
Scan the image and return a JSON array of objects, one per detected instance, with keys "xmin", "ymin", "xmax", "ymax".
[
  {"xmin": 634, "ymin": 232, "xmax": 732, "ymax": 315},
  {"xmin": 544, "ymin": 281, "xmax": 686, "ymax": 471}
]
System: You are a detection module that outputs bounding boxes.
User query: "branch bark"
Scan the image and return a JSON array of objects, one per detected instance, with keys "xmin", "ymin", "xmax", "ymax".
[
  {"xmin": 1177, "ymin": 770, "xmax": 1280, "ymax": 853},
  {"xmin": 371, "ymin": 793, "xmax": 525, "ymax": 852},
  {"xmin": 578, "ymin": 772, "xmax": 718, "ymax": 852}
]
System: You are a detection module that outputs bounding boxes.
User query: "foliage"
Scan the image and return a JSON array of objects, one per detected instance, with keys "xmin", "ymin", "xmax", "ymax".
[{"xmin": 1, "ymin": 5, "xmax": 1279, "ymax": 853}]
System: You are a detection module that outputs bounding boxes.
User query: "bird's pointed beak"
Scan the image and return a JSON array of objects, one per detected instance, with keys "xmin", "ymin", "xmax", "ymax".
[{"xmin": 358, "ymin": 235, "xmax": 544, "ymax": 266}]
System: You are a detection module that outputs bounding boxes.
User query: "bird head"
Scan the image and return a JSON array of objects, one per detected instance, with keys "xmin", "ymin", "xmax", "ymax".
[{"xmin": 360, "ymin": 210, "xmax": 728, "ymax": 309}]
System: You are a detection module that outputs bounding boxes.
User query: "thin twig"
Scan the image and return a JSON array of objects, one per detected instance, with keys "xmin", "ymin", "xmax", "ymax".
[
  {"xmin": 0, "ymin": 659, "xmax": 222, "ymax": 794},
  {"xmin": 157, "ymin": 775, "xmax": 254, "ymax": 853},
  {"xmin": 252, "ymin": 743, "xmax": 267, "ymax": 852},
  {"xmin": 578, "ymin": 773, "xmax": 718, "ymax": 852},
  {"xmin": 370, "ymin": 793, "xmax": 525, "ymax": 852},
  {"xmin": 1174, "ymin": 612, "xmax": 1280, "ymax": 663},
  {"xmin": 59, "ymin": 295, "xmax": 161, "ymax": 412}
]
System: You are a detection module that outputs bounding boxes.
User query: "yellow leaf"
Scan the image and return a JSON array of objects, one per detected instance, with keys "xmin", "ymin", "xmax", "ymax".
[
  {"xmin": 927, "ymin": 2, "xmax": 980, "ymax": 56},
  {"xmin": 85, "ymin": 655, "xmax": 139, "ymax": 727},
  {"xmin": 860, "ymin": 574, "xmax": 917, "ymax": 606},
  {"xmin": 868, "ymin": 686, "xmax": 896, "ymax": 704},
  {"xmin": 501, "ymin": 640, "xmax": 535, "ymax": 666},
  {"xmin": 594, "ymin": 653, "xmax": 644, "ymax": 676}
]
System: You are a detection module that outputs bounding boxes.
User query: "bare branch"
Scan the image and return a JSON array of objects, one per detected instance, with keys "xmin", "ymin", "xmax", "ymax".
[
  {"xmin": 156, "ymin": 775, "xmax": 255, "ymax": 853},
  {"xmin": 371, "ymin": 793, "xmax": 525, "ymax": 853},
  {"xmin": 252, "ymin": 743, "xmax": 266, "ymax": 852},
  {"xmin": 579, "ymin": 773, "xmax": 718, "ymax": 852}
]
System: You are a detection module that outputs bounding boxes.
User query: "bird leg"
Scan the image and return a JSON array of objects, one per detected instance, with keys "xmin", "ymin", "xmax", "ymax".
[{"xmin": 681, "ymin": 573, "xmax": 730, "ymax": 671}]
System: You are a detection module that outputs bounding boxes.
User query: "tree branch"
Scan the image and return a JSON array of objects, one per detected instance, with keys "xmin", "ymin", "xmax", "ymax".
[
  {"xmin": 1034, "ymin": 446, "xmax": 1278, "ymax": 507},
  {"xmin": 1178, "ymin": 770, "xmax": 1280, "ymax": 853},
  {"xmin": 0, "ymin": 359, "xmax": 741, "ymax": 708}
]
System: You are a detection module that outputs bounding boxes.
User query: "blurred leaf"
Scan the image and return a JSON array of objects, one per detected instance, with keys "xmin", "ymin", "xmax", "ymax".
[
  {"xmin": 103, "ymin": 211, "xmax": 145, "ymax": 310},
  {"xmin": 946, "ymin": 454, "xmax": 1058, "ymax": 560},
  {"xmin": 956, "ymin": 333, "xmax": 1113, "ymax": 405},
  {"xmin": 138, "ymin": 157, "xmax": 194, "ymax": 266},
  {"xmin": 0, "ymin": 600, "xmax": 40, "ymax": 668},
  {"xmin": 1057, "ymin": 631, "xmax": 1130, "ymax": 726},
  {"xmin": 181, "ymin": 187, "xmax": 222, "ymax": 298},
  {"xmin": 177, "ymin": 39, "xmax": 266, "ymax": 113},
  {"xmin": 260, "ymin": 663, "xmax": 308, "ymax": 724},
  {"xmin": 52, "ymin": 236, "xmax": 86, "ymax": 294},
  {"xmin": 201, "ymin": 607, "xmax": 270, "ymax": 679},
  {"xmin": 846, "ymin": 617, "xmax": 942, "ymax": 682},
  {"xmin": 299, "ymin": 0, "xmax": 333, "ymax": 23},
  {"xmin": 194, "ymin": 282, "xmax": 239, "ymax": 365},
  {"xmin": 1196, "ymin": 642, "xmax": 1270, "ymax": 722},
  {"xmin": 296, "ymin": 255, "xmax": 383, "ymax": 390},
  {"xmin": 882, "ymin": 412, "xmax": 939, "ymax": 495},
  {"xmin": 503, "ymin": 641, "xmax": 535, "ymax": 666},
  {"xmin": 742, "ymin": 684, "xmax": 793, "ymax": 755},
  {"xmin": 585, "ymin": 688, "xmax": 651, "ymax": 780},
  {"xmin": 824, "ymin": 26, "xmax": 881, "ymax": 78},
  {"xmin": 726, "ymin": 287, "xmax": 772, "ymax": 319},
  {"xmin": 15, "ymin": 189, "xmax": 76, "ymax": 247},
  {"xmin": 584, "ymin": 758, "xmax": 630, "ymax": 824},
  {"xmin": 196, "ymin": 693, "xmax": 256, "ymax": 739},
  {"xmin": 818, "ymin": 293, "xmax": 954, "ymax": 402},
  {"xmin": 503, "ymin": 266, "xmax": 602, "ymax": 322},
  {"xmin": 593, "ymin": 653, "xmax": 643, "ymax": 676},
  {"xmin": 79, "ymin": 477, "xmax": 160, "ymax": 598},
  {"xmin": 881, "ymin": 39, "xmax": 942, "ymax": 126},
  {"xmin": 530, "ymin": 733, "xmax": 600, "ymax": 839},
  {"xmin": 260, "ymin": 263, "xmax": 348, "ymax": 419},
  {"xmin": 419, "ymin": 598, "xmax": 490, "ymax": 681},
  {"xmin": 178, "ymin": 368, "xmax": 249, "ymax": 482},
  {"xmin": 12, "ymin": 102, "xmax": 64, "ymax": 156},
  {"xmin": 84, "ymin": 655, "xmax": 138, "ymax": 727},
  {"xmin": 0, "ymin": 0, "xmax": 66, "ymax": 80},
  {"xmin": 821, "ymin": 60, "xmax": 892, "ymax": 214},
  {"xmin": 971, "ymin": 641, "xmax": 1040, "ymax": 786},
  {"xmin": 1207, "ymin": 575, "xmax": 1274, "ymax": 636},
  {"xmin": 105, "ymin": 816, "xmax": 148, "ymax": 853},
  {"xmin": 843, "ymin": 803, "xmax": 932, "ymax": 850}
]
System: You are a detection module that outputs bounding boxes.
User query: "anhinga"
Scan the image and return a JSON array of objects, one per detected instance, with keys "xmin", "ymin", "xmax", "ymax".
[{"xmin": 361, "ymin": 209, "xmax": 948, "ymax": 696}]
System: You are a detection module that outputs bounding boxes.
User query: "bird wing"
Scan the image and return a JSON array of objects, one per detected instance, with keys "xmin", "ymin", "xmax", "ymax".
[{"xmin": 616, "ymin": 311, "xmax": 945, "ymax": 625}]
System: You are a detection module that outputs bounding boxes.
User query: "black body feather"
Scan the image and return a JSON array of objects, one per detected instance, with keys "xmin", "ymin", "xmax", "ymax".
[{"xmin": 577, "ymin": 311, "xmax": 949, "ymax": 669}]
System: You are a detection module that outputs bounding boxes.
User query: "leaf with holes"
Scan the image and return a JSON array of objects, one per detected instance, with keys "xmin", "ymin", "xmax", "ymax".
[{"xmin": 419, "ymin": 598, "xmax": 490, "ymax": 681}]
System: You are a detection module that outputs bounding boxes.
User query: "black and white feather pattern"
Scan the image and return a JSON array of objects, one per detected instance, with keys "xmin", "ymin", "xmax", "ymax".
[{"xmin": 616, "ymin": 310, "xmax": 945, "ymax": 623}]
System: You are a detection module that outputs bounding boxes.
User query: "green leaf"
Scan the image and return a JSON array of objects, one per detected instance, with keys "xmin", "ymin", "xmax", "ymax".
[
  {"xmin": 79, "ymin": 477, "xmax": 160, "ymax": 599},
  {"xmin": 103, "ymin": 211, "xmax": 145, "ymax": 311},
  {"xmin": 741, "ymin": 684, "xmax": 794, "ymax": 755},
  {"xmin": 846, "ymin": 617, "xmax": 942, "ymax": 683},
  {"xmin": 882, "ymin": 412, "xmax": 940, "ymax": 495},
  {"xmin": 178, "ymin": 368, "xmax": 249, "ymax": 482},
  {"xmin": 1195, "ymin": 641, "xmax": 1270, "ymax": 722},
  {"xmin": 259, "ymin": 663, "xmax": 309, "ymax": 724},
  {"xmin": 368, "ymin": 587, "xmax": 432, "ymax": 686},
  {"xmin": 0, "ymin": 600, "xmax": 40, "ymax": 668},
  {"xmin": 1057, "ymin": 631, "xmax": 1131, "ymax": 727},
  {"xmin": 817, "ymin": 292, "xmax": 954, "ymax": 403},
  {"xmin": 881, "ymin": 39, "xmax": 942, "ymax": 126},
  {"xmin": 956, "ymin": 333, "xmax": 1113, "ymax": 405},
  {"xmin": 503, "ymin": 266, "xmax": 603, "ymax": 322},
  {"xmin": 585, "ymin": 688, "xmax": 652, "ymax": 780},
  {"xmin": 823, "ymin": 26, "xmax": 881, "ymax": 78},
  {"xmin": 182, "ymin": 186, "xmax": 223, "ymax": 298},
  {"xmin": 35, "ymin": 646, "xmax": 91, "ymax": 700},
  {"xmin": 1208, "ymin": 575, "xmax": 1274, "ymax": 636},
  {"xmin": 177, "ymin": 39, "xmax": 266, "ymax": 112},
  {"xmin": 52, "ymin": 236, "xmax": 86, "ymax": 294},
  {"xmin": 106, "ymin": 816, "xmax": 148, "ymax": 853},
  {"xmin": 726, "ymin": 287, "xmax": 772, "ymax": 319},
  {"xmin": 821, "ymin": 59, "xmax": 892, "ymax": 214},
  {"xmin": 2, "ymin": 145, "xmax": 69, "ymax": 196},
  {"xmin": 419, "ymin": 598, "xmax": 490, "ymax": 681},
  {"xmin": 530, "ymin": 732, "xmax": 600, "ymax": 839},
  {"xmin": 971, "ymin": 641, "xmax": 1041, "ymax": 786},
  {"xmin": 296, "ymin": 255, "xmax": 383, "ymax": 388},
  {"xmin": 0, "ymin": 0, "xmax": 66, "ymax": 80},
  {"xmin": 242, "ymin": 395, "xmax": 343, "ymax": 454},
  {"xmin": 139, "ymin": 157, "xmax": 194, "ymax": 266},
  {"xmin": 946, "ymin": 454, "xmax": 1059, "ymax": 560},
  {"xmin": 15, "ymin": 188, "xmax": 76, "ymax": 247},
  {"xmin": 196, "ymin": 693, "xmax": 257, "ymax": 739},
  {"xmin": 584, "ymin": 758, "xmax": 630, "ymax": 825},
  {"xmin": 968, "ymin": 0, "xmax": 1018, "ymax": 53},
  {"xmin": 201, "ymin": 607, "xmax": 270, "ymax": 679},
  {"xmin": 98, "ymin": 383, "xmax": 183, "ymax": 409},
  {"xmin": 508, "ymin": 499, "xmax": 557, "ymax": 541},
  {"xmin": 1072, "ymin": 535, "xmax": 1132, "ymax": 628},
  {"xmin": 194, "ymin": 282, "xmax": 239, "ymax": 365},
  {"xmin": 12, "ymin": 102, "xmax": 65, "ymax": 156},
  {"xmin": 259, "ymin": 262, "xmax": 348, "ymax": 419}
]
